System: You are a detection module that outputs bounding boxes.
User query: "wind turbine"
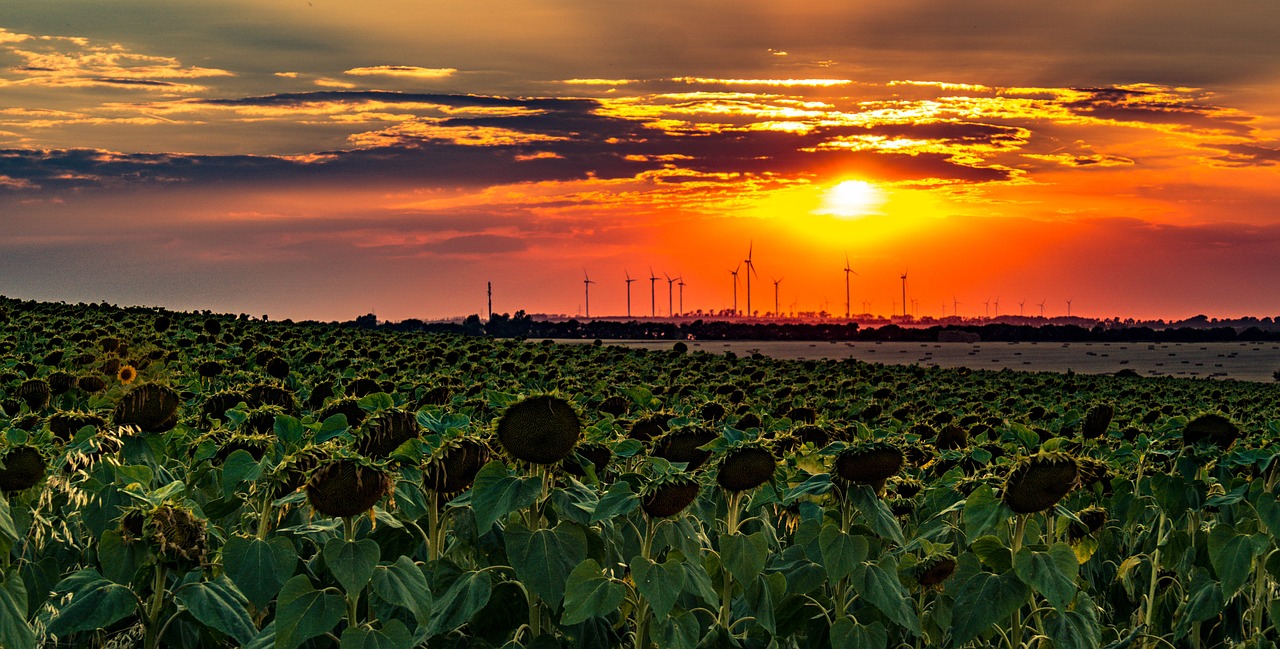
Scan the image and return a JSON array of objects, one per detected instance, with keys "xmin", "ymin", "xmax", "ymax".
[
  {"xmin": 983, "ymin": 298, "xmax": 990, "ymax": 318},
  {"xmin": 994, "ymin": 297, "xmax": 1000, "ymax": 318},
  {"xmin": 1038, "ymin": 299, "xmax": 1046, "ymax": 318},
  {"xmin": 1018, "ymin": 299, "xmax": 1025, "ymax": 317},
  {"xmin": 744, "ymin": 241, "xmax": 758, "ymax": 317},
  {"xmin": 1066, "ymin": 298, "xmax": 1073, "ymax": 317},
  {"xmin": 648, "ymin": 267, "xmax": 659, "ymax": 317},
  {"xmin": 665, "ymin": 272, "xmax": 678, "ymax": 319},
  {"xmin": 900, "ymin": 271, "xmax": 908, "ymax": 318},
  {"xmin": 728, "ymin": 263, "xmax": 741, "ymax": 316},
  {"xmin": 953, "ymin": 296, "xmax": 960, "ymax": 317},
  {"xmin": 843, "ymin": 254, "xmax": 857, "ymax": 319},
  {"xmin": 678, "ymin": 277, "xmax": 686, "ymax": 316},
  {"xmin": 583, "ymin": 269, "xmax": 595, "ymax": 318},
  {"xmin": 772, "ymin": 277, "xmax": 783, "ymax": 317},
  {"xmin": 624, "ymin": 270, "xmax": 636, "ymax": 318}
]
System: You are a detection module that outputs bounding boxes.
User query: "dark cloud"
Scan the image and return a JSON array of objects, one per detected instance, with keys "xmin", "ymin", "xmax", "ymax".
[
  {"xmin": 1204, "ymin": 142, "xmax": 1280, "ymax": 167},
  {"xmin": 0, "ymin": 90, "xmax": 1017, "ymax": 196},
  {"xmin": 1064, "ymin": 87, "xmax": 1252, "ymax": 135}
]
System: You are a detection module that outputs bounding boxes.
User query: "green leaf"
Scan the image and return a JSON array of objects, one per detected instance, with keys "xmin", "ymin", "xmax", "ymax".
[
  {"xmin": 962, "ymin": 484, "xmax": 1009, "ymax": 539},
  {"xmin": 819, "ymin": 523, "xmax": 868, "ymax": 583},
  {"xmin": 1013, "ymin": 543, "xmax": 1079, "ymax": 612},
  {"xmin": 1254, "ymin": 492, "xmax": 1280, "ymax": 537},
  {"xmin": 323, "ymin": 538, "xmax": 380, "ymax": 596},
  {"xmin": 1174, "ymin": 568, "xmax": 1223, "ymax": 640},
  {"xmin": 0, "ymin": 572, "xmax": 34, "ymax": 649},
  {"xmin": 46, "ymin": 569, "xmax": 138, "ymax": 637},
  {"xmin": 831, "ymin": 616, "xmax": 887, "ymax": 649},
  {"xmin": 970, "ymin": 535, "xmax": 1012, "ymax": 573},
  {"xmin": 590, "ymin": 481, "xmax": 639, "ymax": 523},
  {"xmin": 314, "ymin": 413, "xmax": 350, "ymax": 444},
  {"xmin": 370, "ymin": 556, "xmax": 432, "ymax": 627},
  {"xmin": 97, "ymin": 529, "xmax": 146, "ymax": 585},
  {"xmin": 427, "ymin": 571, "xmax": 491, "ymax": 637},
  {"xmin": 851, "ymin": 555, "xmax": 921, "ymax": 636},
  {"xmin": 652, "ymin": 610, "xmax": 701, "ymax": 649},
  {"xmin": 505, "ymin": 521, "xmax": 587, "ymax": 607},
  {"xmin": 468, "ymin": 460, "xmax": 542, "ymax": 533},
  {"xmin": 223, "ymin": 535, "xmax": 297, "ymax": 609},
  {"xmin": 0, "ymin": 496, "xmax": 18, "ymax": 543},
  {"xmin": 744, "ymin": 573, "xmax": 784, "ymax": 635},
  {"xmin": 1044, "ymin": 593, "xmax": 1101, "ymax": 649},
  {"xmin": 175, "ymin": 577, "xmax": 258, "ymax": 645},
  {"xmin": 783, "ymin": 472, "xmax": 834, "ymax": 500},
  {"xmin": 274, "ymin": 575, "xmax": 345, "ymax": 649},
  {"xmin": 950, "ymin": 569, "xmax": 1030, "ymax": 647},
  {"xmin": 1208, "ymin": 523, "xmax": 1256, "ymax": 597},
  {"xmin": 561, "ymin": 559, "xmax": 625, "ymax": 625},
  {"xmin": 631, "ymin": 555, "xmax": 685, "ymax": 618},
  {"xmin": 679, "ymin": 554, "xmax": 720, "ymax": 607},
  {"xmin": 338, "ymin": 619, "xmax": 414, "ymax": 649},
  {"xmin": 846, "ymin": 485, "xmax": 905, "ymax": 545},
  {"xmin": 222, "ymin": 450, "xmax": 264, "ymax": 499},
  {"xmin": 273, "ymin": 414, "xmax": 305, "ymax": 446},
  {"xmin": 720, "ymin": 532, "xmax": 769, "ymax": 584}
]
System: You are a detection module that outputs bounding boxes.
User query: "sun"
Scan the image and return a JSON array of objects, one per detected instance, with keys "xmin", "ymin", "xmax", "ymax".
[{"xmin": 818, "ymin": 179, "xmax": 885, "ymax": 219}]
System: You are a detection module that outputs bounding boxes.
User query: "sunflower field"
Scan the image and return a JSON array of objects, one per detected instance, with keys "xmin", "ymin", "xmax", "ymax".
[{"xmin": 1, "ymin": 297, "xmax": 1279, "ymax": 649}]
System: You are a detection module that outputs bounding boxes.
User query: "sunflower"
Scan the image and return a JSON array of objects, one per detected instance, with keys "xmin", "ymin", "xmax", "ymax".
[{"xmin": 117, "ymin": 365, "xmax": 138, "ymax": 385}]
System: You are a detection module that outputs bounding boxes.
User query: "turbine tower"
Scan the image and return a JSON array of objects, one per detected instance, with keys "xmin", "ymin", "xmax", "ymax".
[
  {"xmin": 843, "ymin": 254, "xmax": 857, "ymax": 319},
  {"xmin": 953, "ymin": 296, "xmax": 960, "ymax": 318},
  {"xmin": 665, "ymin": 272, "xmax": 678, "ymax": 319},
  {"xmin": 678, "ymin": 277, "xmax": 686, "ymax": 316},
  {"xmin": 983, "ymin": 298, "xmax": 990, "ymax": 318},
  {"xmin": 1018, "ymin": 299, "xmax": 1025, "ymax": 317},
  {"xmin": 728, "ymin": 263, "xmax": 740, "ymax": 316},
  {"xmin": 583, "ymin": 269, "xmax": 595, "ymax": 318},
  {"xmin": 994, "ymin": 297, "xmax": 1000, "ymax": 318},
  {"xmin": 624, "ymin": 270, "xmax": 636, "ymax": 318},
  {"xmin": 1067, "ymin": 298, "xmax": 1073, "ymax": 317},
  {"xmin": 648, "ymin": 267, "xmax": 659, "ymax": 317},
  {"xmin": 772, "ymin": 277, "xmax": 783, "ymax": 318},
  {"xmin": 1038, "ymin": 299, "xmax": 1046, "ymax": 318},
  {"xmin": 744, "ymin": 241, "xmax": 758, "ymax": 317},
  {"xmin": 900, "ymin": 271, "xmax": 908, "ymax": 318}
]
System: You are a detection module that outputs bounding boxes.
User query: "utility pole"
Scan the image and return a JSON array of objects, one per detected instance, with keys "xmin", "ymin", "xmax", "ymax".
[{"xmin": 487, "ymin": 282, "xmax": 492, "ymax": 321}]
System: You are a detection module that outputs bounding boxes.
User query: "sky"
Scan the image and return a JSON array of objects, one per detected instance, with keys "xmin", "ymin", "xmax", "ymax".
[{"xmin": 3, "ymin": 1, "xmax": 1280, "ymax": 322}]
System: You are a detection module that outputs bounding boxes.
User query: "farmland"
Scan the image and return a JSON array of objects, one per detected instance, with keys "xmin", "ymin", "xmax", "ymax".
[{"xmin": 2, "ymin": 296, "xmax": 1280, "ymax": 648}]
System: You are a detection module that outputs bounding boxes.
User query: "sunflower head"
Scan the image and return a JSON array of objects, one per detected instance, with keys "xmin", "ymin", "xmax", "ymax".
[
  {"xmin": 356, "ymin": 409, "xmax": 422, "ymax": 460},
  {"xmin": 653, "ymin": 425, "xmax": 718, "ymax": 471},
  {"xmin": 117, "ymin": 365, "xmax": 138, "ymax": 385},
  {"xmin": 640, "ymin": 473, "xmax": 700, "ymax": 519},
  {"xmin": 494, "ymin": 394, "xmax": 582, "ymax": 465},
  {"xmin": 715, "ymin": 444, "xmax": 776, "ymax": 493},
  {"xmin": 48, "ymin": 410, "xmax": 107, "ymax": 442},
  {"xmin": 0, "ymin": 444, "xmax": 47, "ymax": 492},
  {"xmin": 1066, "ymin": 505, "xmax": 1107, "ymax": 543},
  {"xmin": 113, "ymin": 382, "xmax": 182, "ymax": 433},
  {"xmin": 423, "ymin": 436, "xmax": 490, "ymax": 495},
  {"xmin": 1182, "ymin": 412, "xmax": 1239, "ymax": 450},
  {"xmin": 119, "ymin": 502, "xmax": 207, "ymax": 570},
  {"xmin": 16, "ymin": 378, "xmax": 51, "ymax": 412},
  {"xmin": 306, "ymin": 457, "xmax": 393, "ymax": 519},
  {"xmin": 833, "ymin": 441, "xmax": 904, "ymax": 493},
  {"xmin": 1081, "ymin": 404, "xmax": 1114, "ymax": 439},
  {"xmin": 1002, "ymin": 451, "xmax": 1078, "ymax": 514},
  {"xmin": 911, "ymin": 553, "xmax": 957, "ymax": 590}
]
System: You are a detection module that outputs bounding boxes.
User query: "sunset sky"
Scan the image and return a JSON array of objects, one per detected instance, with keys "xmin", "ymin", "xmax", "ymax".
[{"xmin": 3, "ymin": 1, "xmax": 1280, "ymax": 322}]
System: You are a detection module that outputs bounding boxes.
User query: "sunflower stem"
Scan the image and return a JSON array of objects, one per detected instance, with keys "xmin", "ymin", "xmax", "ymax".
[
  {"xmin": 1009, "ymin": 514, "xmax": 1028, "ymax": 649},
  {"xmin": 634, "ymin": 519, "xmax": 659, "ymax": 649},
  {"xmin": 426, "ymin": 490, "xmax": 442, "ymax": 561},
  {"xmin": 718, "ymin": 491, "xmax": 744, "ymax": 631},
  {"xmin": 142, "ymin": 564, "xmax": 168, "ymax": 649},
  {"xmin": 1142, "ymin": 511, "xmax": 1168, "ymax": 649},
  {"xmin": 256, "ymin": 491, "xmax": 273, "ymax": 540},
  {"xmin": 343, "ymin": 516, "xmax": 362, "ymax": 629}
]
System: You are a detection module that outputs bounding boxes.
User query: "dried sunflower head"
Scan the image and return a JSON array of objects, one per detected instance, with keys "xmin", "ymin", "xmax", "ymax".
[
  {"xmin": 1002, "ymin": 451, "xmax": 1078, "ymax": 514},
  {"xmin": 305, "ymin": 457, "xmax": 393, "ymax": 519},
  {"xmin": 715, "ymin": 444, "xmax": 776, "ymax": 493},
  {"xmin": 494, "ymin": 394, "xmax": 582, "ymax": 465}
]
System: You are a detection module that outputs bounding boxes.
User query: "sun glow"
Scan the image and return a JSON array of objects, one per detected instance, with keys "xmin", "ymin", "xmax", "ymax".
[{"xmin": 818, "ymin": 180, "xmax": 885, "ymax": 219}]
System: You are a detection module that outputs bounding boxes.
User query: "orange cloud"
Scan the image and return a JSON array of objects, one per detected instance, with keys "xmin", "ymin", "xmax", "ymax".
[{"xmin": 344, "ymin": 66, "xmax": 457, "ymax": 79}]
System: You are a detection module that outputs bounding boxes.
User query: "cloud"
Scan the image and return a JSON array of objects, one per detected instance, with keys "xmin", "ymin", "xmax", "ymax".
[
  {"xmin": 344, "ymin": 66, "xmax": 457, "ymax": 80},
  {"xmin": 1203, "ymin": 142, "xmax": 1280, "ymax": 167}
]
